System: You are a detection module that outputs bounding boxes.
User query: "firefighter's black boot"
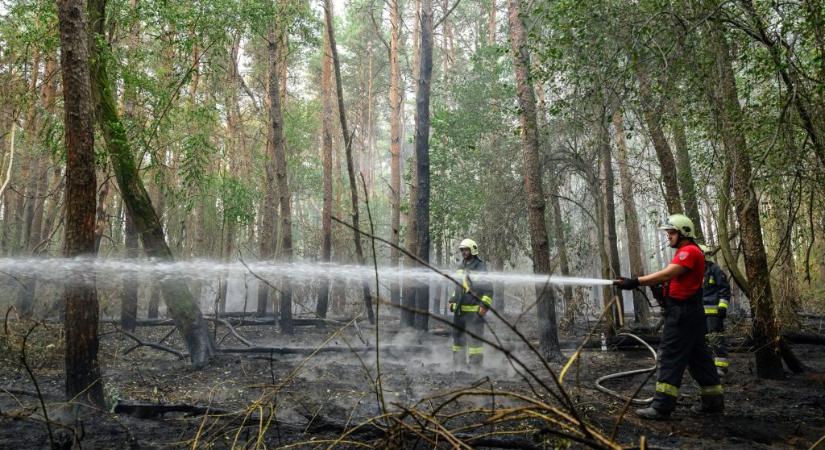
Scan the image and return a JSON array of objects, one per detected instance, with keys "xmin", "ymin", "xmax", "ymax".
[
  {"xmin": 691, "ymin": 395, "xmax": 724, "ymax": 415},
  {"xmin": 635, "ymin": 407, "xmax": 671, "ymax": 420},
  {"xmin": 452, "ymin": 347, "xmax": 467, "ymax": 369}
]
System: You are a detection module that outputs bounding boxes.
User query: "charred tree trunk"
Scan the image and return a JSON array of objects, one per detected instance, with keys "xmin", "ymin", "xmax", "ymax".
[
  {"xmin": 413, "ymin": 0, "xmax": 434, "ymax": 331},
  {"xmin": 508, "ymin": 0, "xmax": 561, "ymax": 360},
  {"xmin": 317, "ymin": 29, "xmax": 334, "ymax": 319},
  {"xmin": 267, "ymin": 22, "xmax": 293, "ymax": 334},
  {"xmin": 88, "ymin": 0, "xmax": 213, "ymax": 368},
  {"xmin": 324, "ymin": 0, "xmax": 374, "ymax": 324},
  {"xmin": 705, "ymin": 20, "xmax": 784, "ymax": 379},
  {"xmin": 613, "ymin": 110, "xmax": 650, "ymax": 326},
  {"xmin": 57, "ymin": 0, "xmax": 105, "ymax": 406}
]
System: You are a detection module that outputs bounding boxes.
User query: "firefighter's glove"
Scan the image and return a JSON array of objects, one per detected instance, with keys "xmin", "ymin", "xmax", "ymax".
[
  {"xmin": 449, "ymin": 302, "xmax": 457, "ymax": 313},
  {"xmin": 479, "ymin": 306, "xmax": 489, "ymax": 317},
  {"xmin": 614, "ymin": 277, "xmax": 640, "ymax": 290}
]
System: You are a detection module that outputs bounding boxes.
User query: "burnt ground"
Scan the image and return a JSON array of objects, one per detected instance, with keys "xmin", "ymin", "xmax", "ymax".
[{"xmin": 1, "ymin": 315, "xmax": 824, "ymax": 449}]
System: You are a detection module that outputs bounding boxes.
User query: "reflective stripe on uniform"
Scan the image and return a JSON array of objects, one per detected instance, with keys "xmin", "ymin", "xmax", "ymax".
[
  {"xmin": 655, "ymin": 382, "xmax": 679, "ymax": 397},
  {"xmin": 718, "ymin": 300, "xmax": 729, "ymax": 309},
  {"xmin": 452, "ymin": 345, "xmax": 465, "ymax": 352},
  {"xmin": 480, "ymin": 295, "xmax": 493, "ymax": 306},
  {"xmin": 460, "ymin": 305, "xmax": 480, "ymax": 312},
  {"xmin": 704, "ymin": 306, "xmax": 719, "ymax": 315},
  {"xmin": 468, "ymin": 346, "xmax": 484, "ymax": 355},
  {"xmin": 714, "ymin": 358, "xmax": 729, "ymax": 368},
  {"xmin": 701, "ymin": 384, "xmax": 724, "ymax": 395}
]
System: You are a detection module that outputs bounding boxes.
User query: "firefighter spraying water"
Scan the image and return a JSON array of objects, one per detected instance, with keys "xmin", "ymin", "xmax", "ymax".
[{"xmin": 615, "ymin": 214, "xmax": 725, "ymax": 420}]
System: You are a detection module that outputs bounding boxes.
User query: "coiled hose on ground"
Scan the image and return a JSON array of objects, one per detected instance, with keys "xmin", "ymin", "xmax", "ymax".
[{"xmin": 594, "ymin": 332, "xmax": 658, "ymax": 405}]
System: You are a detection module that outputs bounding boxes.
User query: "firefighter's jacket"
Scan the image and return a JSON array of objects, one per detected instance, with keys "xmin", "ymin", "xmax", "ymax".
[
  {"xmin": 449, "ymin": 256, "xmax": 493, "ymax": 314},
  {"xmin": 702, "ymin": 261, "xmax": 730, "ymax": 315}
]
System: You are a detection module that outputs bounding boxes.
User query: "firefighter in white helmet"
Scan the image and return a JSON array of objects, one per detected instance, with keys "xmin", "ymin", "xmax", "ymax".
[
  {"xmin": 449, "ymin": 239, "xmax": 493, "ymax": 368},
  {"xmin": 615, "ymin": 214, "xmax": 723, "ymax": 420}
]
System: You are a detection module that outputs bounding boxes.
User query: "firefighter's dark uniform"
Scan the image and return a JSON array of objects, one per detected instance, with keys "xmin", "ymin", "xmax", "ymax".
[
  {"xmin": 702, "ymin": 260, "xmax": 730, "ymax": 373},
  {"xmin": 653, "ymin": 242, "xmax": 724, "ymax": 414},
  {"xmin": 449, "ymin": 256, "xmax": 493, "ymax": 367}
]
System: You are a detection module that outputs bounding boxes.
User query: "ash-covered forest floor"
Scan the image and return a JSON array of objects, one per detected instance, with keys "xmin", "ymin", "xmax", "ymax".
[{"xmin": 1, "ymin": 314, "xmax": 824, "ymax": 449}]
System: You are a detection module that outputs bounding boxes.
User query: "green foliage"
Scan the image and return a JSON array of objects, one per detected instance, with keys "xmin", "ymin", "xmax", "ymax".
[
  {"xmin": 429, "ymin": 45, "xmax": 524, "ymax": 263},
  {"xmin": 219, "ymin": 175, "xmax": 255, "ymax": 226},
  {"xmin": 178, "ymin": 105, "xmax": 218, "ymax": 197}
]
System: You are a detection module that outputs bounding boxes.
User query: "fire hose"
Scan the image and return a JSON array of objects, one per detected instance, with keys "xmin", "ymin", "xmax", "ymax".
[{"xmin": 594, "ymin": 332, "xmax": 657, "ymax": 405}]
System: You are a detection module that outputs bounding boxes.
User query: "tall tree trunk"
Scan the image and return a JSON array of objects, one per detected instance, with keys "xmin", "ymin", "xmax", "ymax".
[
  {"xmin": 88, "ymin": 0, "xmax": 213, "ymax": 368},
  {"xmin": 29, "ymin": 54, "xmax": 58, "ymax": 252},
  {"xmin": 705, "ymin": 20, "xmax": 784, "ymax": 379},
  {"xmin": 258, "ymin": 43, "xmax": 279, "ymax": 317},
  {"xmin": 634, "ymin": 62, "xmax": 683, "ymax": 214},
  {"xmin": 413, "ymin": 0, "xmax": 434, "ymax": 331},
  {"xmin": 218, "ymin": 34, "xmax": 243, "ymax": 314},
  {"xmin": 267, "ymin": 22, "xmax": 294, "ymax": 334},
  {"xmin": 389, "ymin": 0, "xmax": 403, "ymax": 308},
  {"xmin": 146, "ymin": 182, "xmax": 164, "ymax": 320},
  {"xmin": 613, "ymin": 110, "xmax": 650, "ymax": 326},
  {"xmin": 93, "ymin": 177, "xmax": 110, "ymax": 252},
  {"xmin": 324, "ymin": 0, "xmax": 374, "ymax": 324},
  {"xmin": 317, "ymin": 29, "xmax": 334, "ymax": 319},
  {"xmin": 591, "ymin": 169, "xmax": 615, "ymax": 333},
  {"xmin": 11, "ymin": 50, "xmax": 41, "ymax": 255},
  {"xmin": 671, "ymin": 112, "xmax": 705, "ymax": 241},
  {"xmin": 508, "ymin": 0, "xmax": 561, "ymax": 360},
  {"xmin": 402, "ymin": 180, "xmax": 419, "ymax": 327},
  {"xmin": 258, "ymin": 148, "xmax": 277, "ymax": 316},
  {"xmin": 600, "ymin": 113, "xmax": 623, "ymax": 326},
  {"xmin": 57, "ymin": 0, "xmax": 105, "ymax": 406},
  {"xmin": 488, "ymin": 0, "xmax": 497, "ymax": 46},
  {"xmin": 121, "ymin": 208, "xmax": 139, "ymax": 331},
  {"xmin": 40, "ymin": 168, "xmax": 64, "ymax": 253},
  {"xmin": 402, "ymin": 0, "xmax": 421, "ymax": 327},
  {"xmin": 549, "ymin": 179, "xmax": 574, "ymax": 327}
]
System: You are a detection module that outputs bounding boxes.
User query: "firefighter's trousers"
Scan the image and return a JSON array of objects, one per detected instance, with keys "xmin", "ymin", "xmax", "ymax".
[
  {"xmin": 706, "ymin": 315, "xmax": 729, "ymax": 372},
  {"xmin": 452, "ymin": 311, "xmax": 485, "ymax": 367},
  {"xmin": 652, "ymin": 295, "xmax": 723, "ymax": 413}
]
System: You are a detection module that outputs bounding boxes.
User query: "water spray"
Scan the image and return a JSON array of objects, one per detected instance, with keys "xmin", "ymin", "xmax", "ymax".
[{"xmin": 0, "ymin": 257, "xmax": 615, "ymax": 288}]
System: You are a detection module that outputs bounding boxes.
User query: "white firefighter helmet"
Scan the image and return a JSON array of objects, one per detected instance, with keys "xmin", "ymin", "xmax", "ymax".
[{"xmin": 458, "ymin": 238, "xmax": 479, "ymax": 256}]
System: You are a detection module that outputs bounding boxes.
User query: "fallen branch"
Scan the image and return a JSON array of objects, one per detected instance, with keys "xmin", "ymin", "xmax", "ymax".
[
  {"xmin": 120, "ymin": 330, "xmax": 187, "ymax": 359},
  {"xmin": 114, "ymin": 401, "xmax": 229, "ymax": 419},
  {"xmin": 783, "ymin": 332, "xmax": 825, "ymax": 346},
  {"xmin": 209, "ymin": 318, "xmax": 254, "ymax": 347}
]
